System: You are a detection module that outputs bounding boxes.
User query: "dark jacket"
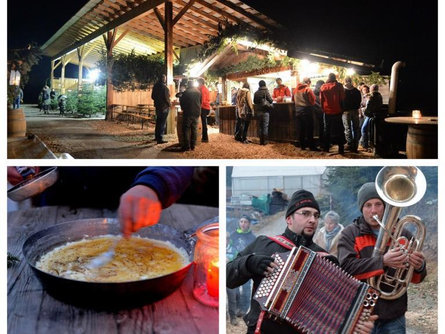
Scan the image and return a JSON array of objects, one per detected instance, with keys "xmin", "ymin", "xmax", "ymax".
[
  {"xmin": 338, "ymin": 216, "xmax": 427, "ymax": 321},
  {"xmin": 131, "ymin": 167, "xmax": 194, "ymax": 208},
  {"xmin": 343, "ymin": 86, "xmax": 362, "ymax": 111},
  {"xmin": 180, "ymin": 87, "xmax": 202, "ymax": 118},
  {"xmin": 227, "ymin": 227, "xmax": 337, "ymax": 333},
  {"xmin": 253, "ymin": 86, "xmax": 273, "ymax": 113},
  {"xmin": 230, "ymin": 229, "xmax": 256, "ymax": 255},
  {"xmin": 364, "ymin": 92, "xmax": 384, "ymax": 118},
  {"xmin": 151, "ymin": 81, "xmax": 171, "ymax": 111}
]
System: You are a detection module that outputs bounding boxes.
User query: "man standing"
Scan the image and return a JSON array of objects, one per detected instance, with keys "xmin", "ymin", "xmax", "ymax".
[
  {"xmin": 197, "ymin": 78, "xmax": 211, "ymax": 143},
  {"xmin": 227, "ymin": 216, "xmax": 256, "ymax": 325},
  {"xmin": 253, "ymin": 80, "xmax": 273, "ymax": 145},
  {"xmin": 313, "ymin": 210, "xmax": 344, "ymax": 257},
  {"xmin": 293, "ymin": 77, "xmax": 318, "ymax": 151},
  {"xmin": 151, "ymin": 74, "xmax": 171, "ymax": 144},
  {"xmin": 227, "ymin": 190, "xmax": 376, "ymax": 333},
  {"xmin": 272, "ymin": 78, "xmax": 291, "ymax": 102},
  {"xmin": 338, "ymin": 182, "xmax": 427, "ymax": 333},
  {"xmin": 342, "ymin": 77, "xmax": 362, "ymax": 153},
  {"xmin": 179, "ymin": 80, "xmax": 201, "ymax": 151},
  {"xmin": 320, "ymin": 73, "xmax": 345, "ymax": 154}
]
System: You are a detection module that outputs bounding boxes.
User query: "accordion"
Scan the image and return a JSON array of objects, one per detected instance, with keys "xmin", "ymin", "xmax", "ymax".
[{"xmin": 253, "ymin": 246, "xmax": 379, "ymax": 334}]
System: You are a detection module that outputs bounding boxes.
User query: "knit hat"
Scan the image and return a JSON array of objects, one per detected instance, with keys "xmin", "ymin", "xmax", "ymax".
[
  {"xmin": 285, "ymin": 190, "xmax": 320, "ymax": 218},
  {"xmin": 357, "ymin": 182, "xmax": 383, "ymax": 212}
]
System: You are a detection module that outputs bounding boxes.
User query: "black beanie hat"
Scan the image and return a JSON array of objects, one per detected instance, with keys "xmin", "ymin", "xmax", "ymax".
[
  {"xmin": 285, "ymin": 190, "xmax": 320, "ymax": 218},
  {"xmin": 357, "ymin": 182, "xmax": 383, "ymax": 212}
]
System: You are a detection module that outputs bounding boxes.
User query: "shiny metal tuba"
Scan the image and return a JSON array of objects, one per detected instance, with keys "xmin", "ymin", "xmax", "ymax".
[{"xmin": 369, "ymin": 166, "xmax": 426, "ymax": 300}]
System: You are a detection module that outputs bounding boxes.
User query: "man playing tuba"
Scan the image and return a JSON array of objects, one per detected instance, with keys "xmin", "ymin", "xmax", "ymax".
[{"xmin": 338, "ymin": 181, "xmax": 427, "ymax": 334}]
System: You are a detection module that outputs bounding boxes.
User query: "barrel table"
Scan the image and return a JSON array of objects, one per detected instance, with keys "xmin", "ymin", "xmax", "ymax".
[{"xmin": 385, "ymin": 116, "xmax": 438, "ymax": 159}]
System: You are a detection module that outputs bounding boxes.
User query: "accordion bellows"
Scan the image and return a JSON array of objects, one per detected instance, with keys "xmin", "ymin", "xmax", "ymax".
[{"xmin": 254, "ymin": 246, "xmax": 379, "ymax": 334}]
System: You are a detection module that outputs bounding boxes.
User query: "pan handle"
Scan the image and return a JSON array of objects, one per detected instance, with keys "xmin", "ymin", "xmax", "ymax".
[{"xmin": 183, "ymin": 216, "xmax": 219, "ymax": 249}]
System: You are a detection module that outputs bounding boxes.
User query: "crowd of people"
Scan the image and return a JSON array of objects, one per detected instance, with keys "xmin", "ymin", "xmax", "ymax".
[
  {"xmin": 227, "ymin": 184, "xmax": 427, "ymax": 333},
  {"xmin": 230, "ymin": 74, "xmax": 384, "ymax": 154}
]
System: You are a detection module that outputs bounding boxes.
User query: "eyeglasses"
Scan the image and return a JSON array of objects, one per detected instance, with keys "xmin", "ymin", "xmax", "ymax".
[{"xmin": 294, "ymin": 211, "xmax": 320, "ymax": 219}]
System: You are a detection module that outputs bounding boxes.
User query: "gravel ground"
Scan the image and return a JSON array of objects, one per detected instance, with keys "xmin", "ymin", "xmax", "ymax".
[{"xmin": 22, "ymin": 105, "xmax": 377, "ymax": 159}]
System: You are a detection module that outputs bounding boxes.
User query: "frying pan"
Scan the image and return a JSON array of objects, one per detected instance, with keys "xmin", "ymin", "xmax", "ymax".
[
  {"xmin": 22, "ymin": 218, "xmax": 194, "ymax": 309},
  {"xmin": 8, "ymin": 167, "xmax": 59, "ymax": 201}
]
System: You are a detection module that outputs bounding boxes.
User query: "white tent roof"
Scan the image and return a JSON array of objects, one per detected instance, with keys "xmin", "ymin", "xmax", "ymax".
[{"xmin": 232, "ymin": 166, "xmax": 326, "ymax": 178}]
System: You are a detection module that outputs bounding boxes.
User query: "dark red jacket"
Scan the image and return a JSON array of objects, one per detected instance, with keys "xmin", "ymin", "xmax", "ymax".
[
  {"xmin": 320, "ymin": 80, "xmax": 345, "ymax": 115},
  {"xmin": 338, "ymin": 216, "xmax": 427, "ymax": 320}
]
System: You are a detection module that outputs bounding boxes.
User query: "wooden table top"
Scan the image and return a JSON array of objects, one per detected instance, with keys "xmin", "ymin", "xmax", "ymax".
[
  {"xmin": 385, "ymin": 116, "xmax": 438, "ymax": 126},
  {"xmin": 8, "ymin": 204, "xmax": 219, "ymax": 334}
]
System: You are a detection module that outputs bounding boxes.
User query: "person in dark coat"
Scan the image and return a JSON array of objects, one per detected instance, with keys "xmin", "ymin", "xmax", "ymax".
[
  {"xmin": 313, "ymin": 80, "xmax": 325, "ymax": 147},
  {"xmin": 253, "ymin": 80, "xmax": 273, "ymax": 145},
  {"xmin": 227, "ymin": 215, "xmax": 256, "ymax": 325},
  {"xmin": 338, "ymin": 182, "xmax": 427, "ymax": 334},
  {"xmin": 360, "ymin": 84, "xmax": 383, "ymax": 151},
  {"xmin": 179, "ymin": 80, "xmax": 201, "ymax": 151},
  {"xmin": 227, "ymin": 190, "xmax": 377, "ymax": 334},
  {"xmin": 151, "ymin": 74, "xmax": 171, "ymax": 144},
  {"xmin": 342, "ymin": 77, "xmax": 362, "ymax": 153}
]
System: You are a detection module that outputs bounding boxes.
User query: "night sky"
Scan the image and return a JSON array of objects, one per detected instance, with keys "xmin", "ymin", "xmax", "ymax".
[{"xmin": 8, "ymin": 0, "xmax": 438, "ymax": 113}]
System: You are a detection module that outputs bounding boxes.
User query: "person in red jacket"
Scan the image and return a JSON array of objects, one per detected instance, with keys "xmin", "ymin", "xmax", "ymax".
[
  {"xmin": 292, "ymin": 77, "xmax": 318, "ymax": 151},
  {"xmin": 272, "ymin": 78, "xmax": 291, "ymax": 102},
  {"xmin": 198, "ymin": 78, "xmax": 211, "ymax": 142},
  {"xmin": 320, "ymin": 73, "xmax": 346, "ymax": 154}
]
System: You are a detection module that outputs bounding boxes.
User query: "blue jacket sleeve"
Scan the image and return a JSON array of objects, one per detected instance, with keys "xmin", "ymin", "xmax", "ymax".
[{"xmin": 131, "ymin": 167, "xmax": 194, "ymax": 208}]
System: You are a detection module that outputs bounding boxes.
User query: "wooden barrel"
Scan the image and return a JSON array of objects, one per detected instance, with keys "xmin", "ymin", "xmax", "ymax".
[
  {"xmin": 406, "ymin": 125, "xmax": 438, "ymax": 159},
  {"xmin": 176, "ymin": 112, "xmax": 202, "ymax": 147},
  {"xmin": 8, "ymin": 108, "xmax": 27, "ymax": 138}
]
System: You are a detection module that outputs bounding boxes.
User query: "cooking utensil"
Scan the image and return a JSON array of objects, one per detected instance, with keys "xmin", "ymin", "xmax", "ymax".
[
  {"xmin": 86, "ymin": 237, "xmax": 120, "ymax": 270},
  {"xmin": 8, "ymin": 167, "xmax": 59, "ymax": 201},
  {"xmin": 22, "ymin": 218, "xmax": 194, "ymax": 309}
]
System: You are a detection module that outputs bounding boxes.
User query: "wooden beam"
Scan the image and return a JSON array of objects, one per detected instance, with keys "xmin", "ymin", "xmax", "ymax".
[
  {"xmin": 215, "ymin": 0, "xmax": 276, "ymax": 31},
  {"xmin": 178, "ymin": 0, "xmax": 226, "ymax": 25},
  {"xmin": 195, "ymin": 0, "xmax": 242, "ymax": 25},
  {"xmin": 51, "ymin": 0, "xmax": 166, "ymax": 60},
  {"xmin": 112, "ymin": 29, "xmax": 130, "ymax": 49},
  {"xmin": 154, "ymin": 7, "xmax": 165, "ymax": 30},
  {"xmin": 172, "ymin": 0, "xmax": 196, "ymax": 26}
]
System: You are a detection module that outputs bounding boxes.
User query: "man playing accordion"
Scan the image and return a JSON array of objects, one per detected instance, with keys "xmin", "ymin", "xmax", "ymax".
[{"xmin": 227, "ymin": 190, "xmax": 377, "ymax": 334}]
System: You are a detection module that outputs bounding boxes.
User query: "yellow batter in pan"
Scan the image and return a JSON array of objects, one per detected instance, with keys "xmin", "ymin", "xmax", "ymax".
[{"xmin": 36, "ymin": 236, "xmax": 189, "ymax": 283}]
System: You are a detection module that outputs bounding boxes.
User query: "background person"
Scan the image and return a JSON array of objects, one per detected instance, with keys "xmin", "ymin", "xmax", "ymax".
[
  {"xmin": 313, "ymin": 210, "xmax": 344, "ymax": 257},
  {"xmin": 234, "ymin": 82, "xmax": 254, "ymax": 144},
  {"xmin": 272, "ymin": 78, "xmax": 291, "ymax": 102},
  {"xmin": 253, "ymin": 80, "xmax": 273, "ymax": 145},
  {"xmin": 179, "ymin": 80, "xmax": 202, "ymax": 152},
  {"xmin": 227, "ymin": 216, "xmax": 256, "ymax": 325},
  {"xmin": 320, "ymin": 73, "xmax": 345, "ymax": 154},
  {"xmin": 151, "ymin": 74, "xmax": 171, "ymax": 144},
  {"xmin": 197, "ymin": 78, "xmax": 211, "ymax": 143}
]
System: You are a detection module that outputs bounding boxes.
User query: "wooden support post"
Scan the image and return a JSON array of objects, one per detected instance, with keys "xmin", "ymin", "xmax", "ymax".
[
  {"xmin": 103, "ymin": 29, "xmax": 116, "ymax": 121},
  {"xmin": 164, "ymin": 0, "xmax": 175, "ymax": 135},
  {"xmin": 77, "ymin": 46, "xmax": 85, "ymax": 92},
  {"xmin": 50, "ymin": 60, "xmax": 55, "ymax": 90}
]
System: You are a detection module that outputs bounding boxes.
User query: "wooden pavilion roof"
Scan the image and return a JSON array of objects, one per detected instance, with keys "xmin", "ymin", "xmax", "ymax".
[{"xmin": 41, "ymin": 0, "xmax": 281, "ymax": 68}]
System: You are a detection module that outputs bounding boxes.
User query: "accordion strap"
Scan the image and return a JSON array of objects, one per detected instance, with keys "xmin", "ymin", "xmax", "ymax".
[
  {"xmin": 255, "ymin": 310, "xmax": 266, "ymax": 334},
  {"xmin": 267, "ymin": 235, "xmax": 295, "ymax": 250}
]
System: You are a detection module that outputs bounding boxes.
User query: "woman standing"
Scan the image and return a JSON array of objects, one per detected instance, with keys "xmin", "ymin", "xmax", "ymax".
[{"xmin": 234, "ymin": 82, "xmax": 254, "ymax": 144}]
